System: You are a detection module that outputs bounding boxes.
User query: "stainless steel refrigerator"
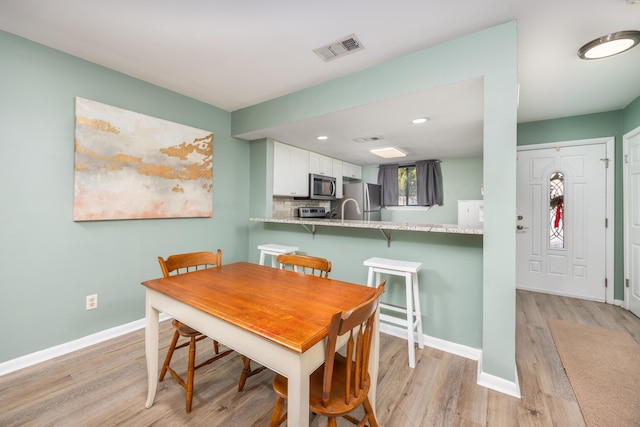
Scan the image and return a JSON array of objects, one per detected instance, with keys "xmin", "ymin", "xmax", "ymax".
[{"xmin": 333, "ymin": 183, "xmax": 382, "ymax": 221}]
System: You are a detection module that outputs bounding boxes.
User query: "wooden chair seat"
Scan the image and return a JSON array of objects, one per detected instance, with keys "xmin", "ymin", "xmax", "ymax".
[
  {"xmin": 273, "ymin": 353, "xmax": 371, "ymax": 416},
  {"xmin": 269, "ymin": 283, "xmax": 385, "ymax": 427},
  {"xmin": 172, "ymin": 319, "xmax": 200, "ymax": 337},
  {"xmin": 157, "ymin": 250, "xmax": 234, "ymax": 413}
]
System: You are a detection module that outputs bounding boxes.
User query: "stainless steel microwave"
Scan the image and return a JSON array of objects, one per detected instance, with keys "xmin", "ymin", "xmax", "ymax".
[{"xmin": 309, "ymin": 173, "xmax": 336, "ymax": 200}]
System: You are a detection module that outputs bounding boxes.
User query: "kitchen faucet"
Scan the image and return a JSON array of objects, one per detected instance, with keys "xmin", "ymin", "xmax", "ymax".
[{"xmin": 341, "ymin": 198, "xmax": 361, "ymax": 221}]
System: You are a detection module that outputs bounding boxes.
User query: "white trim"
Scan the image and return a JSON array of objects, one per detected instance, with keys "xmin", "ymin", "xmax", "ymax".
[
  {"xmin": 517, "ymin": 137, "xmax": 616, "ymax": 304},
  {"xmin": 477, "ymin": 356, "xmax": 522, "ymax": 398},
  {"xmin": 1, "ymin": 314, "xmax": 524, "ymax": 398},
  {"xmin": 0, "ymin": 313, "xmax": 170, "ymax": 377},
  {"xmin": 516, "ymin": 285, "xmax": 605, "ymax": 303},
  {"xmin": 623, "ymin": 125, "xmax": 640, "ymax": 312},
  {"xmin": 517, "ymin": 137, "xmax": 611, "ymax": 152},
  {"xmin": 380, "ymin": 323, "xmax": 481, "ymax": 360},
  {"xmin": 380, "ymin": 324, "xmax": 520, "ymax": 397}
]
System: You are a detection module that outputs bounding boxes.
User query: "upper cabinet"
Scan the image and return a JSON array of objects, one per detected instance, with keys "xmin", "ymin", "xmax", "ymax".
[
  {"xmin": 308, "ymin": 152, "xmax": 333, "ymax": 176},
  {"xmin": 273, "ymin": 141, "xmax": 309, "ymax": 197},
  {"xmin": 272, "ymin": 141, "xmax": 362, "ymax": 198},
  {"xmin": 342, "ymin": 162, "xmax": 362, "ymax": 180},
  {"xmin": 332, "ymin": 159, "xmax": 343, "ymax": 199}
]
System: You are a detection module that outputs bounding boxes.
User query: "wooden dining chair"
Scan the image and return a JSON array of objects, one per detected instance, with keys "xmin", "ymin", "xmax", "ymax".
[
  {"xmin": 237, "ymin": 253, "xmax": 333, "ymax": 392},
  {"xmin": 276, "ymin": 253, "xmax": 332, "ymax": 277},
  {"xmin": 269, "ymin": 282, "xmax": 386, "ymax": 427},
  {"xmin": 157, "ymin": 250, "xmax": 234, "ymax": 413}
]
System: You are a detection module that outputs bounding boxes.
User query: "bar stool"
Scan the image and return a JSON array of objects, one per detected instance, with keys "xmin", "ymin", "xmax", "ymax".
[
  {"xmin": 363, "ymin": 257, "xmax": 424, "ymax": 368},
  {"xmin": 257, "ymin": 244, "xmax": 299, "ymax": 267}
]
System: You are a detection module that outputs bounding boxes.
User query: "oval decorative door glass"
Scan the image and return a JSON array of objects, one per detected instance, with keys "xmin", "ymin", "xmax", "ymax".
[{"xmin": 549, "ymin": 172, "xmax": 564, "ymax": 249}]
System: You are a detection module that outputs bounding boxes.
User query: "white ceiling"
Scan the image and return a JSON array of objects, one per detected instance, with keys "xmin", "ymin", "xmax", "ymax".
[{"xmin": 1, "ymin": 1, "xmax": 639, "ymax": 165}]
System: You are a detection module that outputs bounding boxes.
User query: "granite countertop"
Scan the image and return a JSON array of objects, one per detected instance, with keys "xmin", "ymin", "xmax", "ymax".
[{"xmin": 250, "ymin": 217, "xmax": 483, "ymax": 235}]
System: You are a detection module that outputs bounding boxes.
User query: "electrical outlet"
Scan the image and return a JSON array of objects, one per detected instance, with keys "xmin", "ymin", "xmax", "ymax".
[{"xmin": 86, "ymin": 294, "xmax": 98, "ymax": 310}]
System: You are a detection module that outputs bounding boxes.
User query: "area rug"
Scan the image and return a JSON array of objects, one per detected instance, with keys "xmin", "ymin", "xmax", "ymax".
[{"xmin": 547, "ymin": 318, "xmax": 640, "ymax": 427}]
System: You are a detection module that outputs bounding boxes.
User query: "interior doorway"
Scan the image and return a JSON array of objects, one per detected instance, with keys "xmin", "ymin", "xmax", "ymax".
[{"xmin": 516, "ymin": 138, "xmax": 615, "ymax": 303}]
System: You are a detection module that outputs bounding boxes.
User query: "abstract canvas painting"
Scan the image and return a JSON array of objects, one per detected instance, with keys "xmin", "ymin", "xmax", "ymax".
[{"xmin": 73, "ymin": 97, "xmax": 213, "ymax": 221}]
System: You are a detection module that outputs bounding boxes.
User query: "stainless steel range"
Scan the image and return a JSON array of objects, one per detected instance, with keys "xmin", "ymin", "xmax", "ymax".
[{"xmin": 298, "ymin": 207, "xmax": 326, "ymax": 218}]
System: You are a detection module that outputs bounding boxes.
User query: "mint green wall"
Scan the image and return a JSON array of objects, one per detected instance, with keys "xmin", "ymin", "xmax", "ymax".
[
  {"xmin": 241, "ymin": 23, "xmax": 518, "ymax": 383},
  {"xmin": 247, "ymin": 223, "xmax": 484, "ymax": 346},
  {"xmin": 380, "ymin": 157, "xmax": 483, "ymax": 224},
  {"xmin": 623, "ymin": 96, "xmax": 640, "ymax": 133},
  {"xmin": 249, "ymin": 138, "xmax": 272, "ymax": 218},
  {"xmin": 0, "ymin": 31, "xmax": 250, "ymax": 363},
  {"xmin": 517, "ymin": 111, "xmax": 621, "ymax": 145},
  {"xmin": 517, "ymin": 111, "xmax": 625, "ymax": 299}
]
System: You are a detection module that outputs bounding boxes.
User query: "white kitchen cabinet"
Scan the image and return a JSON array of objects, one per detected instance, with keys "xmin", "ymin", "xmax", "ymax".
[
  {"xmin": 273, "ymin": 141, "xmax": 309, "ymax": 197},
  {"xmin": 342, "ymin": 162, "xmax": 362, "ymax": 180},
  {"xmin": 308, "ymin": 152, "xmax": 333, "ymax": 176},
  {"xmin": 332, "ymin": 159, "xmax": 343, "ymax": 199}
]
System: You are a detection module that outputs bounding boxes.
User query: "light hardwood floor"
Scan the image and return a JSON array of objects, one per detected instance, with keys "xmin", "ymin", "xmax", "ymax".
[{"xmin": 2, "ymin": 290, "xmax": 640, "ymax": 426}]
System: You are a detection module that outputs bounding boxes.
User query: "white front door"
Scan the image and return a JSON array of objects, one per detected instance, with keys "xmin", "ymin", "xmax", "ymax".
[
  {"xmin": 624, "ymin": 127, "xmax": 640, "ymax": 317},
  {"xmin": 516, "ymin": 141, "xmax": 609, "ymax": 302}
]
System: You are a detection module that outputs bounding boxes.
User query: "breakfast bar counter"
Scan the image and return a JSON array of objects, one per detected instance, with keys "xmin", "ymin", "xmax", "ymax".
[{"xmin": 250, "ymin": 217, "xmax": 483, "ymax": 246}]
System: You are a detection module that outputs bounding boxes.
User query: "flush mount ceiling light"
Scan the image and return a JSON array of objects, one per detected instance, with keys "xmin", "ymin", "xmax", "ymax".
[
  {"xmin": 316, "ymin": 135, "xmax": 328, "ymax": 140},
  {"xmin": 412, "ymin": 117, "xmax": 429, "ymax": 124},
  {"xmin": 370, "ymin": 147, "xmax": 406, "ymax": 159},
  {"xmin": 577, "ymin": 30, "xmax": 640, "ymax": 59}
]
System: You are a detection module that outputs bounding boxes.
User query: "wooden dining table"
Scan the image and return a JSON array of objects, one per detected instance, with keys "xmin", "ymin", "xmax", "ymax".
[{"xmin": 141, "ymin": 261, "xmax": 380, "ymax": 426}]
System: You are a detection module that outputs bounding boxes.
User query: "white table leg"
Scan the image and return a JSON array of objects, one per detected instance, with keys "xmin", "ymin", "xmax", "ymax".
[
  {"xmin": 144, "ymin": 291, "xmax": 159, "ymax": 408},
  {"xmin": 287, "ymin": 362, "xmax": 310, "ymax": 426}
]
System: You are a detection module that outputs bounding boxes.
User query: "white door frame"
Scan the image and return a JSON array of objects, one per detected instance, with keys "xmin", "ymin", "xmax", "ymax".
[
  {"xmin": 624, "ymin": 125, "xmax": 640, "ymax": 313},
  {"xmin": 517, "ymin": 137, "xmax": 615, "ymax": 304}
]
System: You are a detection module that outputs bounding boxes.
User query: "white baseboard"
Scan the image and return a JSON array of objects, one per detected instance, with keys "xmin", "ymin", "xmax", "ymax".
[
  {"xmin": 3, "ymin": 314, "xmax": 520, "ymax": 399},
  {"xmin": 380, "ymin": 323, "xmax": 521, "ymax": 398},
  {"xmin": 0, "ymin": 313, "xmax": 170, "ymax": 377},
  {"xmin": 477, "ymin": 356, "xmax": 521, "ymax": 398}
]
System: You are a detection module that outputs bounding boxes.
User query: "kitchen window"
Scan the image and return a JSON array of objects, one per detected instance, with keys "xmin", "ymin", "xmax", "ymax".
[
  {"xmin": 398, "ymin": 165, "xmax": 418, "ymax": 206},
  {"xmin": 378, "ymin": 160, "xmax": 443, "ymax": 207}
]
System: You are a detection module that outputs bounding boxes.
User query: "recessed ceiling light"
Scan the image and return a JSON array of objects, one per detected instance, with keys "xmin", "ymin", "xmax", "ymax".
[
  {"xmin": 370, "ymin": 147, "xmax": 406, "ymax": 159},
  {"xmin": 412, "ymin": 117, "xmax": 429, "ymax": 124},
  {"xmin": 316, "ymin": 135, "xmax": 328, "ymax": 140},
  {"xmin": 578, "ymin": 30, "xmax": 640, "ymax": 59}
]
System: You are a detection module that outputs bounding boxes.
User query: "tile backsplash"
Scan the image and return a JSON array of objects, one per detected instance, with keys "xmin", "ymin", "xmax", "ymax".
[{"xmin": 272, "ymin": 197, "xmax": 330, "ymax": 218}]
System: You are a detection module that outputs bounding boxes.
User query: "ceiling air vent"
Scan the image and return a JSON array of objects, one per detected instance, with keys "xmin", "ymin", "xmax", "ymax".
[
  {"xmin": 353, "ymin": 136, "xmax": 384, "ymax": 143},
  {"xmin": 313, "ymin": 33, "xmax": 365, "ymax": 62}
]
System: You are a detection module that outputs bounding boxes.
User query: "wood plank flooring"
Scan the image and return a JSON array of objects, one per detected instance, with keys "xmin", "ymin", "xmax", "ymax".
[{"xmin": 1, "ymin": 290, "xmax": 639, "ymax": 426}]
